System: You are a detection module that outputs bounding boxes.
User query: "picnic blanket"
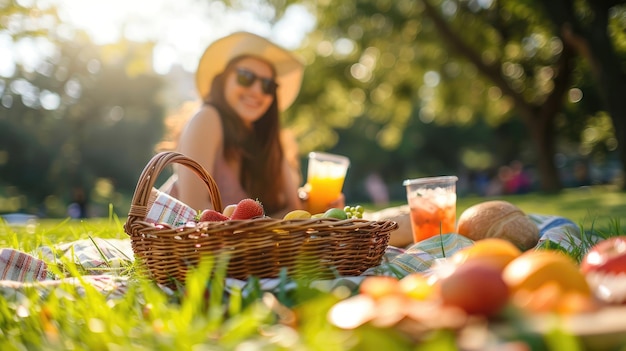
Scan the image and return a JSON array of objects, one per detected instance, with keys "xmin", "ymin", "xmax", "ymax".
[{"xmin": 0, "ymin": 211, "xmax": 588, "ymax": 300}]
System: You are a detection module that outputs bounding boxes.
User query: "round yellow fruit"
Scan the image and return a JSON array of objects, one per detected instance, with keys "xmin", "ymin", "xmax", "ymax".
[
  {"xmin": 399, "ymin": 273, "xmax": 437, "ymax": 301},
  {"xmin": 502, "ymin": 249, "xmax": 590, "ymax": 296},
  {"xmin": 451, "ymin": 238, "xmax": 522, "ymax": 272},
  {"xmin": 222, "ymin": 204, "xmax": 237, "ymax": 218},
  {"xmin": 283, "ymin": 209, "xmax": 312, "ymax": 220}
]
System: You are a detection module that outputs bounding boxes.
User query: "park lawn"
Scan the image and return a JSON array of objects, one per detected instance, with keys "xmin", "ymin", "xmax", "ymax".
[
  {"xmin": 0, "ymin": 186, "xmax": 625, "ymax": 350},
  {"xmin": 457, "ymin": 185, "xmax": 626, "ymax": 229}
]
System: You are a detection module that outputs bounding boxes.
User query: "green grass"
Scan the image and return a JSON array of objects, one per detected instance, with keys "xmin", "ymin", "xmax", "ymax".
[
  {"xmin": 0, "ymin": 186, "xmax": 625, "ymax": 350},
  {"xmin": 457, "ymin": 185, "xmax": 626, "ymax": 230}
]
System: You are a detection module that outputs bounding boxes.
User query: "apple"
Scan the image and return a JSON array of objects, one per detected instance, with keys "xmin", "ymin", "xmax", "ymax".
[
  {"xmin": 439, "ymin": 260, "xmax": 509, "ymax": 317},
  {"xmin": 581, "ymin": 236, "xmax": 626, "ymax": 275},
  {"xmin": 581, "ymin": 236, "xmax": 626, "ymax": 304}
]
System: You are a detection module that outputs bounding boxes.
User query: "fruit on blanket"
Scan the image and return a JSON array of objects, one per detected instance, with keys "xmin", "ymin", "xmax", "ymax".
[
  {"xmin": 327, "ymin": 294, "xmax": 378, "ymax": 330},
  {"xmin": 503, "ymin": 250, "xmax": 591, "ymax": 296},
  {"xmin": 230, "ymin": 198, "xmax": 265, "ymax": 220},
  {"xmin": 283, "ymin": 209, "xmax": 312, "ymax": 220},
  {"xmin": 439, "ymin": 260, "xmax": 509, "ymax": 316},
  {"xmin": 323, "ymin": 208, "xmax": 348, "ymax": 220},
  {"xmin": 580, "ymin": 236, "xmax": 626, "ymax": 275},
  {"xmin": 359, "ymin": 276, "xmax": 401, "ymax": 299},
  {"xmin": 198, "ymin": 209, "xmax": 229, "ymax": 222},
  {"xmin": 456, "ymin": 200, "xmax": 539, "ymax": 250},
  {"xmin": 580, "ymin": 236, "xmax": 626, "ymax": 304},
  {"xmin": 222, "ymin": 204, "xmax": 237, "ymax": 218},
  {"xmin": 451, "ymin": 238, "xmax": 522, "ymax": 272},
  {"xmin": 511, "ymin": 281, "xmax": 598, "ymax": 314},
  {"xmin": 399, "ymin": 273, "xmax": 437, "ymax": 300}
]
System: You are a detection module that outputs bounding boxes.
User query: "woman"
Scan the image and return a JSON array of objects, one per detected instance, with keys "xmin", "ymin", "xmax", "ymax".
[{"xmin": 160, "ymin": 31, "xmax": 340, "ymax": 218}]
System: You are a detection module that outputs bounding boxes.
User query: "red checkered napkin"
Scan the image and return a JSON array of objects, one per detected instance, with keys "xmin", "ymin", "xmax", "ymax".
[{"xmin": 145, "ymin": 188, "xmax": 197, "ymax": 227}]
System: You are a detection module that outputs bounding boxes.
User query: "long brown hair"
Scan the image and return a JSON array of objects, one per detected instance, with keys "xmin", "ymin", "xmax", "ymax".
[{"xmin": 206, "ymin": 56, "xmax": 285, "ymax": 213}]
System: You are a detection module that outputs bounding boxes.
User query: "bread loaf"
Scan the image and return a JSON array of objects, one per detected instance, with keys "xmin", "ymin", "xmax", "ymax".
[
  {"xmin": 456, "ymin": 200, "xmax": 539, "ymax": 250},
  {"xmin": 364, "ymin": 205, "xmax": 413, "ymax": 248}
]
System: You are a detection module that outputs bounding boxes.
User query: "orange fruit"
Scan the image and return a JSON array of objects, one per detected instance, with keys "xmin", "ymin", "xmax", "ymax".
[
  {"xmin": 511, "ymin": 281, "xmax": 563, "ymax": 313},
  {"xmin": 399, "ymin": 273, "xmax": 437, "ymax": 300},
  {"xmin": 511, "ymin": 282, "xmax": 598, "ymax": 314},
  {"xmin": 359, "ymin": 276, "xmax": 401, "ymax": 299},
  {"xmin": 502, "ymin": 250, "xmax": 591, "ymax": 296},
  {"xmin": 451, "ymin": 238, "xmax": 523, "ymax": 272}
]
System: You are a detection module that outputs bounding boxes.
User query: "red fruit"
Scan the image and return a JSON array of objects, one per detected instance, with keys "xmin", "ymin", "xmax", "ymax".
[
  {"xmin": 581, "ymin": 236, "xmax": 626, "ymax": 275},
  {"xmin": 230, "ymin": 198, "xmax": 265, "ymax": 220},
  {"xmin": 439, "ymin": 261, "xmax": 509, "ymax": 317},
  {"xmin": 198, "ymin": 209, "xmax": 229, "ymax": 222}
]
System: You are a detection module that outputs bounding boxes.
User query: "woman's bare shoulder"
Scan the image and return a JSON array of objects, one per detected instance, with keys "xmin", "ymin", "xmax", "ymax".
[
  {"xmin": 178, "ymin": 104, "xmax": 224, "ymax": 151},
  {"xmin": 179, "ymin": 104, "xmax": 223, "ymax": 139},
  {"xmin": 187, "ymin": 104, "xmax": 222, "ymax": 127}
]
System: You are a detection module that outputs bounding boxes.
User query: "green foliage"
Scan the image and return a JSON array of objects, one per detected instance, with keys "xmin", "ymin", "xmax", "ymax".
[
  {"xmin": 273, "ymin": 0, "xmax": 626, "ymax": 194},
  {"xmin": 0, "ymin": 32, "xmax": 167, "ymax": 216}
]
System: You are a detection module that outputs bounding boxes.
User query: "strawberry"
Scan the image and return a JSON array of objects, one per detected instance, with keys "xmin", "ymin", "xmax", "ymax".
[
  {"xmin": 197, "ymin": 209, "xmax": 229, "ymax": 222},
  {"xmin": 230, "ymin": 198, "xmax": 265, "ymax": 220}
]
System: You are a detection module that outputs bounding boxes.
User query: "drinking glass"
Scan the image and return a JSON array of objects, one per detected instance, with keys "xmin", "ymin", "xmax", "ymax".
[
  {"xmin": 306, "ymin": 152, "xmax": 350, "ymax": 214},
  {"xmin": 403, "ymin": 176, "xmax": 458, "ymax": 243}
]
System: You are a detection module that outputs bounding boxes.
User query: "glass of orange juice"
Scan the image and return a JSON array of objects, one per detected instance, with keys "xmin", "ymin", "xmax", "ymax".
[
  {"xmin": 306, "ymin": 152, "xmax": 350, "ymax": 214},
  {"xmin": 403, "ymin": 176, "xmax": 458, "ymax": 243}
]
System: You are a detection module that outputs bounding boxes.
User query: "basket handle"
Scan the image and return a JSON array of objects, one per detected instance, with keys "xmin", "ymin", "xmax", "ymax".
[{"xmin": 126, "ymin": 151, "xmax": 223, "ymax": 226}]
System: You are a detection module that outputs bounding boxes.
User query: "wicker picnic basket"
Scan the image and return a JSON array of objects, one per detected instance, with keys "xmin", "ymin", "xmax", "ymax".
[{"xmin": 124, "ymin": 151, "xmax": 398, "ymax": 287}]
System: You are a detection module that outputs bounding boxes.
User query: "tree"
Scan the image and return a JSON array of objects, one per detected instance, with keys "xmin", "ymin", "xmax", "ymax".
[
  {"xmin": 0, "ymin": 2, "xmax": 167, "ymax": 216},
  {"xmin": 541, "ymin": 0, "xmax": 626, "ymax": 191},
  {"xmin": 267, "ymin": 0, "xmax": 623, "ymax": 193}
]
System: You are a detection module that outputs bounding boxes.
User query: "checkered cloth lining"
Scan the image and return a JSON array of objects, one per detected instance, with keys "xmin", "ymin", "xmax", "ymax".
[{"xmin": 145, "ymin": 187, "xmax": 197, "ymax": 227}]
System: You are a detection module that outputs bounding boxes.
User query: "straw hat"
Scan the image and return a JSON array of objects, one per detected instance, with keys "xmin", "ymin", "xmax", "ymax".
[{"xmin": 195, "ymin": 31, "xmax": 304, "ymax": 111}]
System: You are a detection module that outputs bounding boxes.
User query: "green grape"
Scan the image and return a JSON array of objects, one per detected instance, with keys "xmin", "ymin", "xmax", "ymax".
[{"xmin": 342, "ymin": 205, "xmax": 363, "ymax": 219}]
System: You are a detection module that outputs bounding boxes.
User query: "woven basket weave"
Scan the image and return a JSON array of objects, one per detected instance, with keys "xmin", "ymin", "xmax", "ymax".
[{"xmin": 124, "ymin": 151, "xmax": 398, "ymax": 286}]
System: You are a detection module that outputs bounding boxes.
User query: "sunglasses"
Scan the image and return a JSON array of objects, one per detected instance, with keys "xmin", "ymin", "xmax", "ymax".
[{"xmin": 235, "ymin": 68, "xmax": 278, "ymax": 95}]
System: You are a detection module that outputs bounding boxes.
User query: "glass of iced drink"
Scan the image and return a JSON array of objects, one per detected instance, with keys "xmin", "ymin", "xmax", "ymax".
[
  {"xmin": 403, "ymin": 176, "xmax": 458, "ymax": 243},
  {"xmin": 306, "ymin": 152, "xmax": 350, "ymax": 214}
]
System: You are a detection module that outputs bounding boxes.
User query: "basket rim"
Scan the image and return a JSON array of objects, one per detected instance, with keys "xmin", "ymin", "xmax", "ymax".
[
  {"xmin": 127, "ymin": 215, "xmax": 399, "ymax": 236},
  {"xmin": 125, "ymin": 151, "xmax": 222, "ymax": 231}
]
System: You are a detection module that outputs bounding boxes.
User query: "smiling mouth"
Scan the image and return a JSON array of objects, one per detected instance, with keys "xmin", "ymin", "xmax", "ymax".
[{"xmin": 241, "ymin": 95, "xmax": 263, "ymax": 108}]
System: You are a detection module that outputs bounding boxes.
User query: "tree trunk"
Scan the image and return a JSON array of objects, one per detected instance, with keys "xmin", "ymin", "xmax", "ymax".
[
  {"xmin": 421, "ymin": 0, "xmax": 567, "ymax": 193},
  {"xmin": 585, "ymin": 1, "xmax": 626, "ymax": 190},
  {"xmin": 522, "ymin": 43, "xmax": 577, "ymax": 193},
  {"xmin": 542, "ymin": 0, "xmax": 626, "ymax": 190},
  {"xmin": 527, "ymin": 111, "xmax": 562, "ymax": 193}
]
